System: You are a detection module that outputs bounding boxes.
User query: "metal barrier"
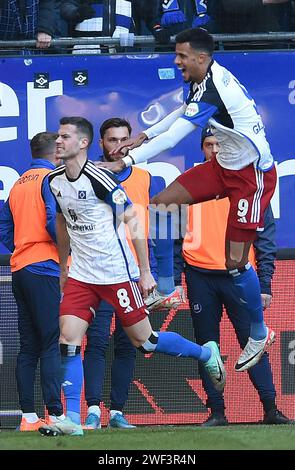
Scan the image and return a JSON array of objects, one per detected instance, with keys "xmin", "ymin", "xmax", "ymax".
[{"xmin": 0, "ymin": 32, "xmax": 295, "ymax": 53}]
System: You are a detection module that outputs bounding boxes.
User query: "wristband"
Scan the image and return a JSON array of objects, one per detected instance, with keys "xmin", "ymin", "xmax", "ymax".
[{"xmin": 122, "ymin": 154, "xmax": 135, "ymax": 167}]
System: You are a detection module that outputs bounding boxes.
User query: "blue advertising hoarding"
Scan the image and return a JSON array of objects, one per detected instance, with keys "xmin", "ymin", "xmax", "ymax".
[{"xmin": 0, "ymin": 51, "xmax": 294, "ymax": 251}]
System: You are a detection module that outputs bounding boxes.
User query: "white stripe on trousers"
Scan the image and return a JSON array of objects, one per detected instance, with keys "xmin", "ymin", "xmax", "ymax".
[
  {"xmin": 251, "ymin": 165, "xmax": 264, "ymax": 223},
  {"xmin": 129, "ymin": 281, "xmax": 144, "ymax": 308}
]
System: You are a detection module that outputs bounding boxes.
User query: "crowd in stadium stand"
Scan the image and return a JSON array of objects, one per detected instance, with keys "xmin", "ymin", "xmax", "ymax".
[
  {"xmin": 0, "ymin": 1, "xmax": 295, "ymax": 54},
  {"xmin": 0, "ymin": 0, "xmax": 57, "ymax": 50},
  {"xmin": 61, "ymin": 1, "xmax": 295, "ymax": 43}
]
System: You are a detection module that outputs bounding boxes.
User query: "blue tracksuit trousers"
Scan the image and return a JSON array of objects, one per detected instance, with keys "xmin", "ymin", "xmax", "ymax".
[
  {"xmin": 83, "ymin": 300, "xmax": 136, "ymax": 411},
  {"xmin": 12, "ymin": 268, "xmax": 62, "ymax": 415},
  {"xmin": 185, "ymin": 264, "xmax": 276, "ymax": 413}
]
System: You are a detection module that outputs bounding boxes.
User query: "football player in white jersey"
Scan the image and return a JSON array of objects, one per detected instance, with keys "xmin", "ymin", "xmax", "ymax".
[
  {"xmin": 97, "ymin": 28, "xmax": 276, "ymax": 374},
  {"xmin": 39, "ymin": 116, "xmax": 225, "ymax": 436},
  {"xmin": 83, "ymin": 117, "xmax": 183, "ymax": 430}
]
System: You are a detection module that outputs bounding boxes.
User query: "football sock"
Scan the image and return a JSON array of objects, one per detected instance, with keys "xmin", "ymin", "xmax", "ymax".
[
  {"xmin": 67, "ymin": 410, "xmax": 81, "ymax": 425},
  {"xmin": 155, "ymin": 331, "xmax": 211, "ymax": 361},
  {"xmin": 88, "ymin": 405, "xmax": 101, "ymax": 417},
  {"xmin": 22, "ymin": 413, "xmax": 39, "ymax": 423},
  {"xmin": 49, "ymin": 414, "xmax": 66, "ymax": 422},
  {"xmin": 157, "ymin": 276, "xmax": 175, "ymax": 295},
  {"xmin": 250, "ymin": 321, "xmax": 268, "ymax": 341},
  {"xmin": 60, "ymin": 345, "xmax": 83, "ymax": 425},
  {"xmin": 149, "ymin": 208, "xmax": 175, "ymax": 294},
  {"xmin": 229, "ymin": 264, "xmax": 267, "ymax": 340}
]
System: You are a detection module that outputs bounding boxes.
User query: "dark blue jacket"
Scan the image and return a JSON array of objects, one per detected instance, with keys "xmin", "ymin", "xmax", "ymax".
[{"xmin": 0, "ymin": 0, "xmax": 57, "ymax": 40}]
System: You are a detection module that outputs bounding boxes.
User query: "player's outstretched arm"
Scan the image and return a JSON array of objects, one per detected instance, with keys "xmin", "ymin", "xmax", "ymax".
[
  {"xmin": 109, "ymin": 132, "xmax": 148, "ymax": 156},
  {"xmin": 96, "ymin": 133, "xmax": 148, "ymax": 173},
  {"xmin": 109, "ymin": 105, "xmax": 187, "ymax": 158},
  {"xmin": 95, "ymin": 158, "xmax": 126, "ymax": 173},
  {"xmin": 101, "ymin": 105, "xmax": 187, "ymax": 171}
]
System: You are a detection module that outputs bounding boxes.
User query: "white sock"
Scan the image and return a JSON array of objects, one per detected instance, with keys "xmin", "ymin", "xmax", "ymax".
[
  {"xmin": 88, "ymin": 405, "xmax": 101, "ymax": 417},
  {"xmin": 22, "ymin": 413, "xmax": 39, "ymax": 423},
  {"xmin": 49, "ymin": 414, "xmax": 66, "ymax": 422},
  {"xmin": 110, "ymin": 410, "xmax": 122, "ymax": 418}
]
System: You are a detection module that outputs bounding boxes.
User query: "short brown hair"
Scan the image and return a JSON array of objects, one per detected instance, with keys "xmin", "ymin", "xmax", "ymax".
[
  {"xmin": 60, "ymin": 116, "xmax": 94, "ymax": 147},
  {"xmin": 30, "ymin": 132, "xmax": 58, "ymax": 159},
  {"xmin": 100, "ymin": 118, "xmax": 132, "ymax": 138}
]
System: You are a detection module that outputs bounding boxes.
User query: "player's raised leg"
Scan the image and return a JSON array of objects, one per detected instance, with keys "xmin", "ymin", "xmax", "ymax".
[
  {"xmin": 111, "ymin": 281, "xmax": 226, "ymax": 392},
  {"xmin": 224, "ymin": 166, "xmax": 277, "ymax": 372}
]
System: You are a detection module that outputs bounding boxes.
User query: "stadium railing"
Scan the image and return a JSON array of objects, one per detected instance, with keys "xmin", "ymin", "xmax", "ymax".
[{"xmin": 0, "ymin": 32, "xmax": 295, "ymax": 54}]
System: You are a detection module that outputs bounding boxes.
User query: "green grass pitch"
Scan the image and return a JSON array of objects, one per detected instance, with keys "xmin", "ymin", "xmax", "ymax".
[{"xmin": 1, "ymin": 424, "xmax": 295, "ymax": 451}]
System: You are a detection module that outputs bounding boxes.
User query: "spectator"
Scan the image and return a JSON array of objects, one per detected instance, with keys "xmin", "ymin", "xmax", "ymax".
[
  {"xmin": 61, "ymin": 0, "xmax": 131, "ymax": 37},
  {"xmin": 209, "ymin": 0, "xmax": 292, "ymax": 34},
  {"xmin": 61, "ymin": 0, "xmax": 133, "ymax": 53},
  {"xmin": 0, "ymin": 132, "xmax": 65, "ymax": 431},
  {"xmin": 131, "ymin": 0, "xmax": 170, "ymax": 45},
  {"xmin": 174, "ymin": 127, "xmax": 292, "ymax": 426},
  {"xmin": 159, "ymin": 1, "xmax": 211, "ymax": 34},
  {"xmin": 38, "ymin": 116, "xmax": 225, "ymax": 437},
  {"xmin": 0, "ymin": 0, "xmax": 58, "ymax": 52},
  {"xmin": 61, "ymin": 0, "xmax": 171, "ymax": 53}
]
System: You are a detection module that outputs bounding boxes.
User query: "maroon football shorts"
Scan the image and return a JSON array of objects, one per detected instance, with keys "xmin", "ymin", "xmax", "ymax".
[
  {"xmin": 177, "ymin": 157, "xmax": 277, "ymax": 242},
  {"xmin": 60, "ymin": 277, "xmax": 148, "ymax": 327}
]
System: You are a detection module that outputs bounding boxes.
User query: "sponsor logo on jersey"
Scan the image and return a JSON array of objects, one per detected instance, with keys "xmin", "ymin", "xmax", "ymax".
[
  {"xmin": 68, "ymin": 208, "xmax": 78, "ymax": 222},
  {"xmin": 112, "ymin": 188, "xmax": 127, "ymax": 205},
  {"xmin": 66, "ymin": 221, "xmax": 95, "ymax": 232},
  {"xmin": 185, "ymin": 102, "xmax": 199, "ymax": 117}
]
